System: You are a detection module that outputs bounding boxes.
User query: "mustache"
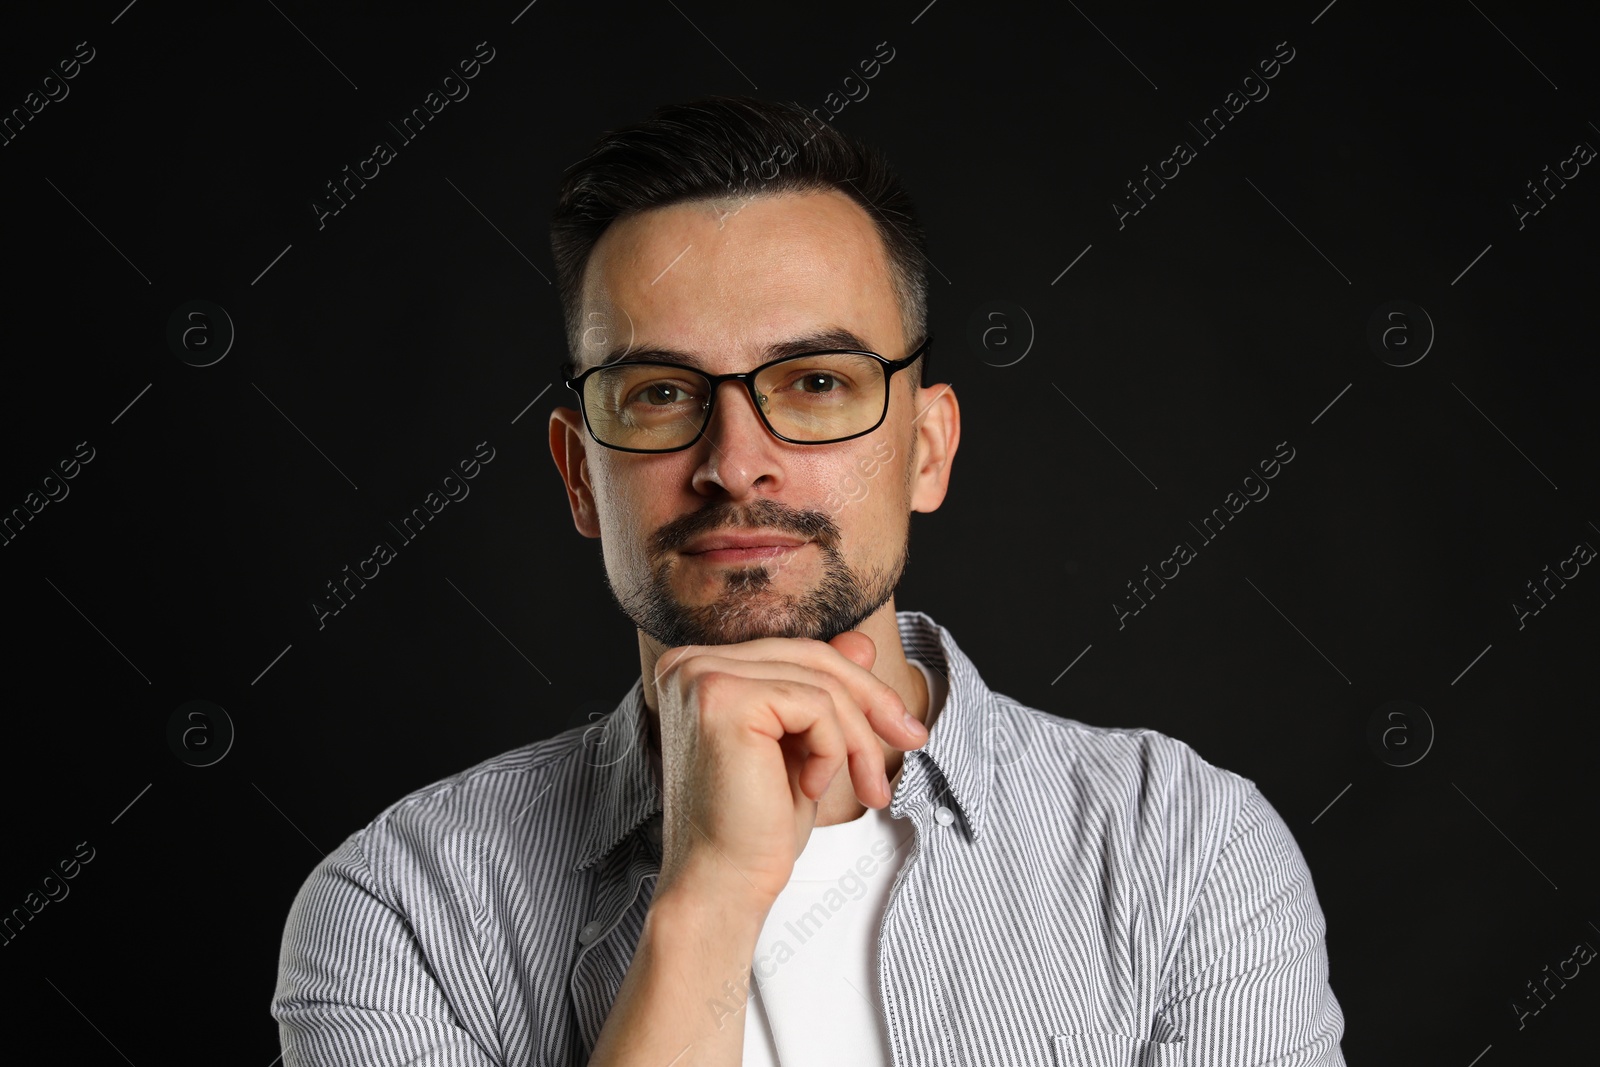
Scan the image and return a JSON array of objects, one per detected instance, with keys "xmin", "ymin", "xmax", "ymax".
[{"xmin": 652, "ymin": 499, "xmax": 839, "ymax": 556}]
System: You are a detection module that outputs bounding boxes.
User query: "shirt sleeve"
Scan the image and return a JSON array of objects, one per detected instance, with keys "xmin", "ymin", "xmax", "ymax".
[
  {"xmin": 1155, "ymin": 785, "xmax": 1346, "ymax": 1066},
  {"xmin": 271, "ymin": 834, "xmax": 501, "ymax": 1067}
]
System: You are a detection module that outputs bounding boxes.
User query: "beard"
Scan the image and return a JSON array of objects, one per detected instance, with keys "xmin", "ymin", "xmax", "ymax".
[{"xmin": 606, "ymin": 496, "xmax": 910, "ymax": 648}]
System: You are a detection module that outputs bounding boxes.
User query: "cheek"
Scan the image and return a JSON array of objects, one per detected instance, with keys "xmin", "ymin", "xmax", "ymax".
[
  {"xmin": 591, "ymin": 458, "xmax": 641, "ymax": 520},
  {"xmin": 825, "ymin": 447, "xmax": 906, "ymax": 528},
  {"xmin": 586, "ymin": 464, "xmax": 627, "ymax": 553},
  {"xmin": 598, "ymin": 463, "xmax": 682, "ymax": 566}
]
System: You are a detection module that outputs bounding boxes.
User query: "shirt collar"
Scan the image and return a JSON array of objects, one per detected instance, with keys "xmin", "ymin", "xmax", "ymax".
[{"xmin": 573, "ymin": 610, "xmax": 999, "ymax": 872}]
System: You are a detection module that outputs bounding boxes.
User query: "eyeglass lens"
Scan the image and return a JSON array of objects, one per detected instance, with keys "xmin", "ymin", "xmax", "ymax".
[{"xmin": 583, "ymin": 353, "xmax": 886, "ymax": 450}]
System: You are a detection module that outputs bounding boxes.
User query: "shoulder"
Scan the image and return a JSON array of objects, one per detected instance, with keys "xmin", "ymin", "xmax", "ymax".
[
  {"xmin": 976, "ymin": 695, "xmax": 1303, "ymax": 923},
  {"xmin": 994, "ymin": 691, "xmax": 1255, "ymax": 795},
  {"xmin": 375, "ymin": 722, "xmax": 594, "ymax": 829},
  {"xmin": 310, "ymin": 719, "xmax": 600, "ymax": 903},
  {"xmin": 985, "ymin": 692, "xmax": 1265, "ymax": 852}
]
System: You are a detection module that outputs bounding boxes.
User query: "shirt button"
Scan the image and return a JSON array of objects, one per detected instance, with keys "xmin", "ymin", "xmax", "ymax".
[
  {"xmin": 645, "ymin": 819, "xmax": 662, "ymax": 847},
  {"xmin": 579, "ymin": 920, "xmax": 603, "ymax": 945},
  {"xmin": 933, "ymin": 805, "xmax": 955, "ymax": 827}
]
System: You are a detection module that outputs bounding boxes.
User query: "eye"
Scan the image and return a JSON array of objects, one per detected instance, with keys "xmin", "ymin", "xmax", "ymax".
[
  {"xmin": 628, "ymin": 380, "xmax": 700, "ymax": 406},
  {"xmin": 777, "ymin": 368, "xmax": 855, "ymax": 396},
  {"xmin": 799, "ymin": 373, "xmax": 841, "ymax": 394},
  {"xmin": 640, "ymin": 383, "xmax": 686, "ymax": 405}
]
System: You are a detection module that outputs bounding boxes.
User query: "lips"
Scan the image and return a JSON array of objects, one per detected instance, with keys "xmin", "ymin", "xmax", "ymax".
[{"xmin": 682, "ymin": 532, "xmax": 810, "ymax": 554}]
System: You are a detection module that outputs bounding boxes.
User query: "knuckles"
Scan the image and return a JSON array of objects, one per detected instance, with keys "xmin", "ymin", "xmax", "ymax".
[{"xmin": 692, "ymin": 668, "xmax": 731, "ymax": 701}]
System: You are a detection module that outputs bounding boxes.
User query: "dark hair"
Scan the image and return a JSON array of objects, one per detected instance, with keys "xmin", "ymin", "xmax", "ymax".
[{"xmin": 549, "ymin": 95, "xmax": 930, "ymax": 387}]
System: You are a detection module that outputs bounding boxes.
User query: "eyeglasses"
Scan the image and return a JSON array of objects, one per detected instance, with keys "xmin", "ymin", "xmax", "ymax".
[{"xmin": 563, "ymin": 336, "xmax": 930, "ymax": 454}]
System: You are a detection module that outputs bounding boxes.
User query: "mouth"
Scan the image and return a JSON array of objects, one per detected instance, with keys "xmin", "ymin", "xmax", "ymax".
[
  {"xmin": 683, "ymin": 543, "xmax": 812, "ymax": 563},
  {"xmin": 681, "ymin": 533, "xmax": 813, "ymax": 562}
]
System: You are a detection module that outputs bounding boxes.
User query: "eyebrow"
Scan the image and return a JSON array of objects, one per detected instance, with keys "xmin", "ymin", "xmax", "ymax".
[{"xmin": 594, "ymin": 326, "xmax": 875, "ymax": 371}]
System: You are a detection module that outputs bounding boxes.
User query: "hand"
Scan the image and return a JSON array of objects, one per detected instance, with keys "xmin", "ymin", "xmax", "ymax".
[{"xmin": 650, "ymin": 631, "xmax": 930, "ymax": 915}]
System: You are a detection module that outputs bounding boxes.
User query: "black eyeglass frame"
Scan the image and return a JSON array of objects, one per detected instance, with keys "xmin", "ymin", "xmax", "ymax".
[{"xmin": 562, "ymin": 336, "xmax": 932, "ymax": 455}]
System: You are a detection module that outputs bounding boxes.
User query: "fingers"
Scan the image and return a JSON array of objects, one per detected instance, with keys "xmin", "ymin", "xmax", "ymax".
[
  {"xmin": 749, "ymin": 664, "xmax": 889, "ymax": 809},
  {"xmin": 652, "ymin": 643, "xmax": 701, "ymax": 692},
  {"xmin": 672, "ymin": 657, "xmax": 894, "ymax": 810},
  {"xmin": 827, "ymin": 630, "xmax": 877, "ymax": 671},
  {"xmin": 678, "ymin": 634, "xmax": 927, "ymax": 754}
]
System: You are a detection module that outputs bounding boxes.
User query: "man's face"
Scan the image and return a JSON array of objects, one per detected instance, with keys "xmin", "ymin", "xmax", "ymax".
[{"xmin": 553, "ymin": 189, "xmax": 927, "ymax": 649}]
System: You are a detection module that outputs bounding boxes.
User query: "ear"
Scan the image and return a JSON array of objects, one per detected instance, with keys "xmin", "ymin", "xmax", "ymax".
[
  {"xmin": 549, "ymin": 406, "xmax": 602, "ymax": 538},
  {"xmin": 908, "ymin": 381, "xmax": 959, "ymax": 514}
]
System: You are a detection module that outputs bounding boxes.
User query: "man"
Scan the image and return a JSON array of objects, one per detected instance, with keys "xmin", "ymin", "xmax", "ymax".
[{"xmin": 273, "ymin": 96, "xmax": 1345, "ymax": 1065}]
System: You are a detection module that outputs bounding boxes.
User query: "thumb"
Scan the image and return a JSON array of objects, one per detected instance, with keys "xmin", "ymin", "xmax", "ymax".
[{"xmin": 828, "ymin": 630, "xmax": 877, "ymax": 671}]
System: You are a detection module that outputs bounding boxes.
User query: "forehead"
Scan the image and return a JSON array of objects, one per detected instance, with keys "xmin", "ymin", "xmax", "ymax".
[{"xmin": 578, "ymin": 188, "xmax": 902, "ymax": 370}]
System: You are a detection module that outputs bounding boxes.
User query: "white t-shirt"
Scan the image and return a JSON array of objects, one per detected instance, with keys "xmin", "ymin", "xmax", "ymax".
[{"xmin": 741, "ymin": 659, "xmax": 948, "ymax": 1066}]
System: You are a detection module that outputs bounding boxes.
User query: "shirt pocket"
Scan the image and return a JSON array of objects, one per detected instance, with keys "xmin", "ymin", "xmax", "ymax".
[{"xmin": 1050, "ymin": 1031, "xmax": 1183, "ymax": 1067}]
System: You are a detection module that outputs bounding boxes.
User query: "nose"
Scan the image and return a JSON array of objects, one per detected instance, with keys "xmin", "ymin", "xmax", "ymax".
[
  {"xmin": 690, "ymin": 378, "xmax": 786, "ymax": 495},
  {"xmin": 701, "ymin": 378, "xmax": 772, "ymax": 444}
]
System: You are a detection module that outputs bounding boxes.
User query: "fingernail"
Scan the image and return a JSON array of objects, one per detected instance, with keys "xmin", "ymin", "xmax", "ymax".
[{"xmin": 903, "ymin": 712, "xmax": 927, "ymax": 737}]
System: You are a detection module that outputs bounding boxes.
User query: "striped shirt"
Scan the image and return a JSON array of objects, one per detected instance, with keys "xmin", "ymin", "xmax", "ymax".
[{"xmin": 273, "ymin": 610, "xmax": 1346, "ymax": 1065}]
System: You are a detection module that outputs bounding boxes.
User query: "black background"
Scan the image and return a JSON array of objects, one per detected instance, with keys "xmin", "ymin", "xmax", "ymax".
[{"xmin": 1, "ymin": 1, "xmax": 1596, "ymax": 1063}]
